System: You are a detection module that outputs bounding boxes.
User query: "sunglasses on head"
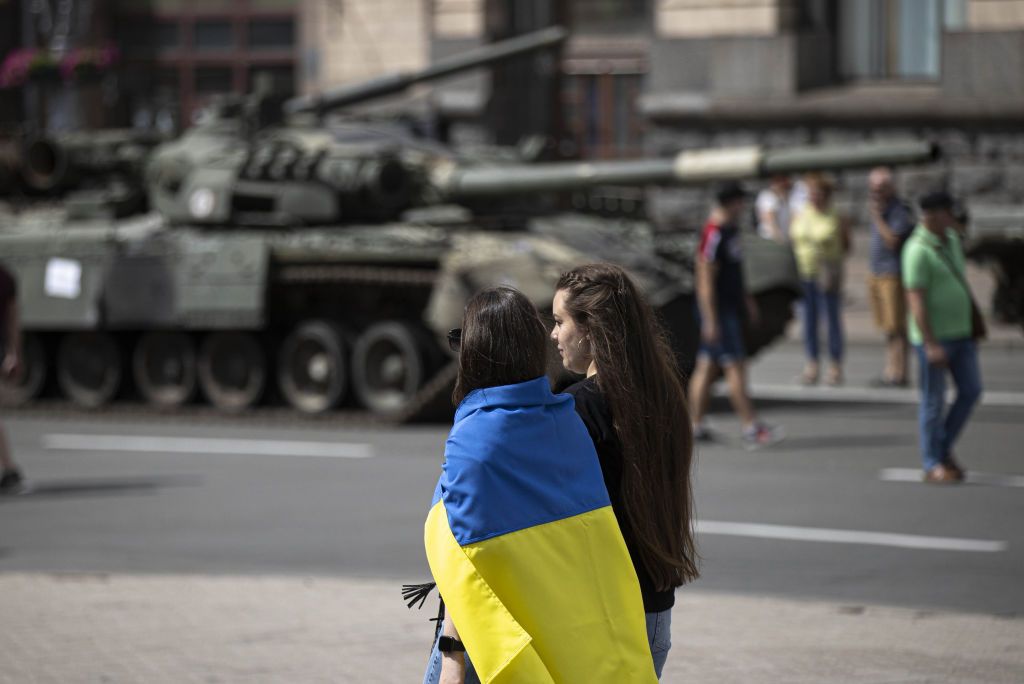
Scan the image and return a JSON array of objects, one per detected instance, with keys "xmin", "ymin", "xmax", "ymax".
[{"xmin": 447, "ymin": 328, "xmax": 462, "ymax": 353}]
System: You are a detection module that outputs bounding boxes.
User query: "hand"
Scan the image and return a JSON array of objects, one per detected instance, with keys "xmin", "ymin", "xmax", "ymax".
[
  {"xmin": 869, "ymin": 197, "xmax": 884, "ymax": 220},
  {"xmin": 439, "ymin": 653, "xmax": 466, "ymax": 684},
  {"xmin": 925, "ymin": 341, "xmax": 948, "ymax": 368},
  {"xmin": 702, "ymin": 321, "xmax": 720, "ymax": 345},
  {"xmin": 1, "ymin": 352, "xmax": 20, "ymax": 381}
]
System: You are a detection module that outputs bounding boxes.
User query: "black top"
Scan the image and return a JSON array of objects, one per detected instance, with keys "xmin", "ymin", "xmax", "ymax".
[
  {"xmin": 698, "ymin": 218, "xmax": 745, "ymax": 312},
  {"xmin": 566, "ymin": 376, "xmax": 676, "ymax": 613}
]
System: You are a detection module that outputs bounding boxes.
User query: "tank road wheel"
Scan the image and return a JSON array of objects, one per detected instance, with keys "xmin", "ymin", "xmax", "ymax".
[
  {"xmin": 56, "ymin": 332, "xmax": 123, "ymax": 407},
  {"xmin": 351, "ymin": 322, "xmax": 426, "ymax": 415},
  {"xmin": 133, "ymin": 332, "xmax": 198, "ymax": 408},
  {"xmin": 0, "ymin": 333, "xmax": 47, "ymax": 406},
  {"xmin": 277, "ymin": 321, "xmax": 348, "ymax": 414},
  {"xmin": 197, "ymin": 332, "xmax": 266, "ymax": 412}
]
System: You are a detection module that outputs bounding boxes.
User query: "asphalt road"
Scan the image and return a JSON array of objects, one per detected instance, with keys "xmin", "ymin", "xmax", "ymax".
[{"xmin": 2, "ymin": 390, "xmax": 1023, "ymax": 616}]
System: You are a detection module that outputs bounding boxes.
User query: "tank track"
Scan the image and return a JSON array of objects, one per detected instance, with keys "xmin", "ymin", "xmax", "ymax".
[
  {"xmin": 272, "ymin": 261, "xmax": 458, "ymax": 421},
  {"xmin": 4, "ymin": 263, "xmax": 460, "ymax": 423},
  {"xmin": 274, "ymin": 263, "xmax": 440, "ymax": 288}
]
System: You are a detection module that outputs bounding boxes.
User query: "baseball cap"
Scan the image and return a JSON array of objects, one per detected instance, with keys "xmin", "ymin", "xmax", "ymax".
[{"xmin": 918, "ymin": 190, "xmax": 954, "ymax": 211}]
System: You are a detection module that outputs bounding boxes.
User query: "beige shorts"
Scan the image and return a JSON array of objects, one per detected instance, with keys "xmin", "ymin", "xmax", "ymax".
[{"xmin": 868, "ymin": 274, "xmax": 906, "ymax": 336}]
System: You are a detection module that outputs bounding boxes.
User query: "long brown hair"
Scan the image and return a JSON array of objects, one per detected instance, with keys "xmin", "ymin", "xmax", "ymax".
[
  {"xmin": 453, "ymin": 286, "xmax": 549, "ymax": 405},
  {"xmin": 556, "ymin": 263, "xmax": 699, "ymax": 588}
]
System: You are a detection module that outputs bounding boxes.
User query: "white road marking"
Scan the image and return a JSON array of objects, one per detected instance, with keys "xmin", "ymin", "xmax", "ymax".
[
  {"xmin": 724, "ymin": 383, "xmax": 1024, "ymax": 407},
  {"xmin": 42, "ymin": 434, "xmax": 373, "ymax": 459},
  {"xmin": 880, "ymin": 467, "xmax": 1024, "ymax": 488},
  {"xmin": 696, "ymin": 520, "xmax": 1007, "ymax": 553}
]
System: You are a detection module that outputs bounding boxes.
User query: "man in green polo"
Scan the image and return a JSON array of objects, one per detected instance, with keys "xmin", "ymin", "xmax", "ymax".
[{"xmin": 902, "ymin": 191, "xmax": 983, "ymax": 484}]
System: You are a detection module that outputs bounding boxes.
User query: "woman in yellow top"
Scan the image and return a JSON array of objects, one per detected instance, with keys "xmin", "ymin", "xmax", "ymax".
[{"xmin": 790, "ymin": 174, "xmax": 852, "ymax": 386}]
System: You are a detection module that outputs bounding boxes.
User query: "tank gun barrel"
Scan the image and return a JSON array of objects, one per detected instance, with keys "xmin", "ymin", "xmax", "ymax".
[
  {"xmin": 436, "ymin": 140, "xmax": 939, "ymax": 198},
  {"xmin": 284, "ymin": 25, "xmax": 567, "ymax": 116}
]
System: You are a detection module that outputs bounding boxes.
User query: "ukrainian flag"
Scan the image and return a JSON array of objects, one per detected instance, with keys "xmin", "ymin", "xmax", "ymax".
[{"xmin": 424, "ymin": 376, "xmax": 658, "ymax": 683}]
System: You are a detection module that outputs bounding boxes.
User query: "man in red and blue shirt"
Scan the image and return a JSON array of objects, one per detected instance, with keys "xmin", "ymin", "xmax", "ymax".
[{"xmin": 688, "ymin": 182, "xmax": 783, "ymax": 449}]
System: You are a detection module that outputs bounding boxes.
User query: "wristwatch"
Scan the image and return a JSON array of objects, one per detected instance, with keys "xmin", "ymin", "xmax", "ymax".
[{"xmin": 438, "ymin": 636, "xmax": 466, "ymax": 653}]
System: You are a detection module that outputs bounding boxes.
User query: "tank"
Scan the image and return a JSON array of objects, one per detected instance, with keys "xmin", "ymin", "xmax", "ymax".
[
  {"xmin": 963, "ymin": 205, "xmax": 1024, "ymax": 330},
  {"xmin": 0, "ymin": 27, "xmax": 940, "ymax": 419}
]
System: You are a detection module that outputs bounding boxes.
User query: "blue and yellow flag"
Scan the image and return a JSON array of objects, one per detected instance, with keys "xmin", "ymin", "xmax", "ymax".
[{"xmin": 424, "ymin": 376, "xmax": 658, "ymax": 683}]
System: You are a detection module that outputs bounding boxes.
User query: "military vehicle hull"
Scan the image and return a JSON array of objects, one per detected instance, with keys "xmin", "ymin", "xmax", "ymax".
[{"xmin": 0, "ymin": 207, "xmax": 797, "ymax": 419}]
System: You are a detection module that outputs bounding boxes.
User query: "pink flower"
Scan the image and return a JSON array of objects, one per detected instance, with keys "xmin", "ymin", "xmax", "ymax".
[{"xmin": 0, "ymin": 48, "xmax": 36, "ymax": 88}]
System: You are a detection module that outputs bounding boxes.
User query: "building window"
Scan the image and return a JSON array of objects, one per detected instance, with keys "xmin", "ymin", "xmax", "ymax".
[
  {"xmin": 129, "ymin": 67, "xmax": 181, "ymax": 134},
  {"xmin": 194, "ymin": 20, "xmax": 234, "ymax": 51},
  {"xmin": 195, "ymin": 66, "xmax": 233, "ymax": 95},
  {"xmin": 121, "ymin": 20, "xmax": 180, "ymax": 54},
  {"xmin": 571, "ymin": 0, "xmax": 649, "ymax": 34},
  {"xmin": 838, "ymin": 0, "xmax": 966, "ymax": 80},
  {"xmin": 247, "ymin": 19, "xmax": 295, "ymax": 50},
  {"xmin": 563, "ymin": 71, "xmax": 645, "ymax": 159}
]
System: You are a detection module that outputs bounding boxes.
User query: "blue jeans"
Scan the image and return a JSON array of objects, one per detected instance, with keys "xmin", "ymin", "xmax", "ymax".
[
  {"xmin": 422, "ymin": 609, "xmax": 673, "ymax": 682},
  {"xmin": 695, "ymin": 305, "xmax": 746, "ymax": 367},
  {"xmin": 915, "ymin": 338, "xmax": 982, "ymax": 471},
  {"xmin": 646, "ymin": 608, "xmax": 672, "ymax": 678},
  {"xmin": 801, "ymin": 280, "xmax": 843, "ymax": 362}
]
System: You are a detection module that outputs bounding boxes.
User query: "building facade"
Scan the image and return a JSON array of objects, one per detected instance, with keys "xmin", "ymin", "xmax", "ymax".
[
  {"xmin": 422, "ymin": 0, "xmax": 1024, "ymax": 227},
  {"xmin": 641, "ymin": 0, "xmax": 1024, "ymax": 226},
  {"xmin": 113, "ymin": 0, "xmax": 299, "ymax": 130}
]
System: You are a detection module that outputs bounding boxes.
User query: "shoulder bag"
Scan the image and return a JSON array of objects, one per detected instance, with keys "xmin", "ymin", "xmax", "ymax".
[{"xmin": 927, "ymin": 239, "xmax": 987, "ymax": 341}]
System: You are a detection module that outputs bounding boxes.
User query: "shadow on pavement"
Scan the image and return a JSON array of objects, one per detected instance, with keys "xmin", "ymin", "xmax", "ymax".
[
  {"xmin": 0, "ymin": 474, "xmax": 202, "ymax": 503},
  {"xmin": 709, "ymin": 396, "xmax": 908, "ymax": 415},
  {"xmin": 781, "ymin": 434, "xmax": 915, "ymax": 451}
]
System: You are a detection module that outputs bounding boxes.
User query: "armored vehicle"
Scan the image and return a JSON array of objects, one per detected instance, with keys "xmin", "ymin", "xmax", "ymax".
[
  {"xmin": 0, "ymin": 27, "xmax": 939, "ymax": 419},
  {"xmin": 964, "ymin": 205, "xmax": 1024, "ymax": 330}
]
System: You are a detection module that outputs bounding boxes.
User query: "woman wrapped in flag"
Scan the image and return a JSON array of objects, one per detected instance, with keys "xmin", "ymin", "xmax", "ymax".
[{"xmin": 423, "ymin": 286, "xmax": 658, "ymax": 684}]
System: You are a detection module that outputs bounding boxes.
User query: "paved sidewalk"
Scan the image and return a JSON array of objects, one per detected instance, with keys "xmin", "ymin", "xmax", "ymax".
[
  {"xmin": 743, "ymin": 340, "xmax": 1024, "ymax": 406},
  {"xmin": 5, "ymin": 573, "xmax": 1023, "ymax": 683}
]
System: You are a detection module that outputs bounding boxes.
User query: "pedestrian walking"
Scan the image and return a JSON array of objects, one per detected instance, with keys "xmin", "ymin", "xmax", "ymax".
[
  {"xmin": 688, "ymin": 181, "xmax": 783, "ymax": 448},
  {"xmin": 0, "ymin": 261, "xmax": 24, "ymax": 493},
  {"xmin": 790, "ymin": 173, "xmax": 852, "ymax": 386},
  {"xmin": 422, "ymin": 287, "xmax": 656, "ymax": 684},
  {"xmin": 866, "ymin": 167, "xmax": 916, "ymax": 387},
  {"xmin": 903, "ymin": 191, "xmax": 984, "ymax": 483},
  {"xmin": 551, "ymin": 262, "xmax": 699, "ymax": 679}
]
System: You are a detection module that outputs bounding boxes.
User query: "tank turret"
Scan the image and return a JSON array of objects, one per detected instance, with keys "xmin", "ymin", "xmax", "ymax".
[
  {"xmin": 145, "ymin": 26, "xmax": 568, "ymax": 226},
  {"xmin": 151, "ymin": 127, "xmax": 937, "ymax": 227}
]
